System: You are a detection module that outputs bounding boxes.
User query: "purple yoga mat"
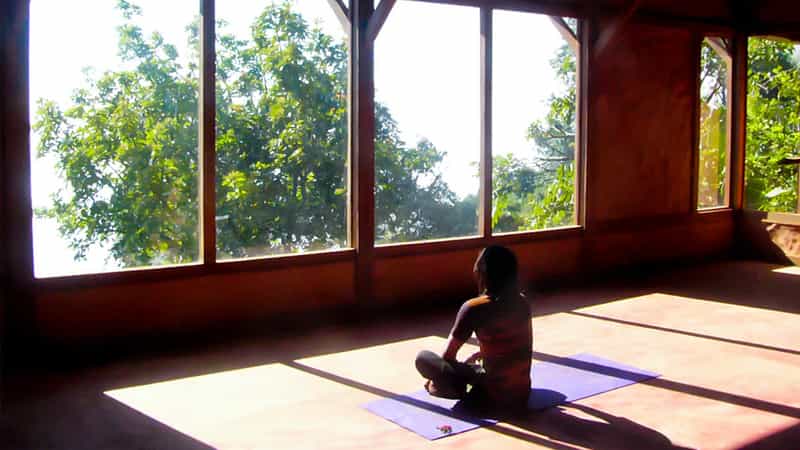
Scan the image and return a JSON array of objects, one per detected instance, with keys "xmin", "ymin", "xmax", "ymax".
[
  {"xmin": 363, "ymin": 353, "xmax": 659, "ymax": 440},
  {"xmin": 363, "ymin": 389, "xmax": 499, "ymax": 440}
]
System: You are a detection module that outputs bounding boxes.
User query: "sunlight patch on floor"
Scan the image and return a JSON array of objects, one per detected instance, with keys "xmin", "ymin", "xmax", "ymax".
[
  {"xmin": 565, "ymin": 292, "xmax": 800, "ymax": 355},
  {"xmin": 772, "ymin": 265, "xmax": 800, "ymax": 275},
  {"xmin": 104, "ymin": 336, "xmax": 452, "ymax": 449}
]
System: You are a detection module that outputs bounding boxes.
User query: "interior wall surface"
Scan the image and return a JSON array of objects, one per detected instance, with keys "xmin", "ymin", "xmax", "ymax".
[
  {"xmin": 0, "ymin": 2, "xmax": 740, "ymax": 350},
  {"xmin": 587, "ymin": 23, "xmax": 694, "ymax": 223},
  {"xmin": 36, "ymin": 261, "xmax": 357, "ymax": 343},
  {"xmin": 753, "ymin": 0, "xmax": 800, "ymax": 29},
  {"xmin": 593, "ymin": 0, "xmax": 733, "ymax": 22}
]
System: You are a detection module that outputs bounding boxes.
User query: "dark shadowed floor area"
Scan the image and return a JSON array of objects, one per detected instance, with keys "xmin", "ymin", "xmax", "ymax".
[{"xmin": 2, "ymin": 259, "xmax": 799, "ymax": 449}]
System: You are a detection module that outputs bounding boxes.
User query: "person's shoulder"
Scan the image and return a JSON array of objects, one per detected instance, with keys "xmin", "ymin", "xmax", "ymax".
[{"xmin": 462, "ymin": 295, "xmax": 492, "ymax": 309}]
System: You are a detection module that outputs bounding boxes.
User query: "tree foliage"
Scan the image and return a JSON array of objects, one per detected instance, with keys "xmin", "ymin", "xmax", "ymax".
[
  {"xmin": 35, "ymin": 1, "xmax": 479, "ymax": 265},
  {"xmin": 493, "ymin": 42, "xmax": 577, "ymax": 232},
  {"xmin": 35, "ymin": 0, "xmax": 200, "ymax": 266},
  {"xmin": 34, "ymin": 4, "xmax": 591, "ymax": 267},
  {"xmin": 40, "ymin": 4, "xmax": 800, "ymax": 269},
  {"xmin": 697, "ymin": 40, "xmax": 729, "ymax": 208},
  {"xmin": 213, "ymin": 2, "xmax": 351, "ymax": 256},
  {"xmin": 745, "ymin": 38, "xmax": 800, "ymax": 212}
]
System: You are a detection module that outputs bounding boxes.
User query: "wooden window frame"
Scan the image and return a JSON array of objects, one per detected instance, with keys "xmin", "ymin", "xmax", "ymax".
[
  {"xmin": 19, "ymin": 0, "xmax": 587, "ymax": 289},
  {"xmin": 693, "ymin": 34, "xmax": 734, "ymax": 213},
  {"xmin": 370, "ymin": 1, "xmax": 587, "ymax": 253},
  {"xmin": 738, "ymin": 34, "xmax": 800, "ymax": 214}
]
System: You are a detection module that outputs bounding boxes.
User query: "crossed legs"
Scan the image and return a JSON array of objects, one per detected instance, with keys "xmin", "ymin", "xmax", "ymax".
[{"xmin": 414, "ymin": 350, "xmax": 483, "ymax": 400}]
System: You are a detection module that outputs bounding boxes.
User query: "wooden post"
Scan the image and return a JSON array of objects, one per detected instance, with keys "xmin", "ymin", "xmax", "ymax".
[
  {"xmin": 352, "ymin": 0, "xmax": 376, "ymax": 306},
  {"xmin": 576, "ymin": 18, "xmax": 588, "ymax": 227},
  {"xmin": 723, "ymin": 36, "xmax": 734, "ymax": 208},
  {"xmin": 1, "ymin": 0, "xmax": 35, "ymax": 355},
  {"xmin": 730, "ymin": 32, "xmax": 747, "ymax": 211},
  {"xmin": 200, "ymin": 0, "xmax": 216, "ymax": 265},
  {"xmin": 479, "ymin": 7, "xmax": 493, "ymax": 238}
]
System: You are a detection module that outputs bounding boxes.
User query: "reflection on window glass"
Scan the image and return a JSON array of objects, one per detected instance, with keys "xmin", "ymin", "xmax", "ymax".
[
  {"xmin": 374, "ymin": 1, "xmax": 480, "ymax": 244},
  {"xmin": 492, "ymin": 11, "xmax": 577, "ymax": 233},
  {"xmin": 215, "ymin": 1, "xmax": 349, "ymax": 259},
  {"xmin": 30, "ymin": 0, "xmax": 199, "ymax": 277},
  {"xmin": 746, "ymin": 37, "xmax": 800, "ymax": 213},
  {"xmin": 698, "ymin": 38, "xmax": 730, "ymax": 209}
]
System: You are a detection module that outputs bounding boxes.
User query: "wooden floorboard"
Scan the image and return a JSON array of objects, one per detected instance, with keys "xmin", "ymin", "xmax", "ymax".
[{"xmin": 3, "ymin": 260, "xmax": 799, "ymax": 449}]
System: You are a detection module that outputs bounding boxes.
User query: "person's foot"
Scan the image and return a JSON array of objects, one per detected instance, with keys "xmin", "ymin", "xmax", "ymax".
[{"xmin": 425, "ymin": 380, "xmax": 465, "ymax": 399}]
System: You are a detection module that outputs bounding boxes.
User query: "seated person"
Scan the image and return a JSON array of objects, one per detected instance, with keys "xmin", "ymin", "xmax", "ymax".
[{"xmin": 415, "ymin": 245, "xmax": 532, "ymax": 413}]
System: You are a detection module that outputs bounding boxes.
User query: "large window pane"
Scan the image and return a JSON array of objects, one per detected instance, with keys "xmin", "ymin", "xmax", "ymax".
[
  {"xmin": 374, "ymin": 1, "xmax": 480, "ymax": 244},
  {"xmin": 215, "ymin": 1, "xmax": 349, "ymax": 259},
  {"xmin": 30, "ymin": 0, "xmax": 199, "ymax": 277},
  {"xmin": 492, "ymin": 12, "xmax": 578, "ymax": 233},
  {"xmin": 746, "ymin": 37, "xmax": 800, "ymax": 213},
  {"xmin": 698, "ymin": 38, "xmax": 731, "ymax": 209}
]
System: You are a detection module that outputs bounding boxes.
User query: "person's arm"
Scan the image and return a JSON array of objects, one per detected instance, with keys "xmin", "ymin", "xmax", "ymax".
[
  {"xmin": 445, "ymin": 299, "xmax": 476, "ymax": 362},
  {"xmin": 442, "ymin": 334, "xmax": 465, "ymax": 362}
]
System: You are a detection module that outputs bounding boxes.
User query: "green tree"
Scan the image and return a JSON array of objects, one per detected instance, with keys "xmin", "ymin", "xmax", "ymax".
[
  {"xmin": 493, "ymin": 41, "xmax": 577, "ymax": 232},
  {"xmin": 745, "ymin": 38, "xmax": 800, "ymax": 212},
  {"xmin": 698, "ymin": 41, "xmax": 729, "ymax": 208},
  {"xmin": 35, "ymin": 1, "xmax": 200, "ymax": 266},
  {"xmin": 213, "ymin": 3, "xmax": 351, "ymax": 256},
  {"xmin": 35, "ymin": 0, "xmax": 470, "ymax": 265}
]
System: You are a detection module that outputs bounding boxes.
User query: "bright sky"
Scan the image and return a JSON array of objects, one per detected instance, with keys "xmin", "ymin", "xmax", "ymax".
[{"xmin": 29, "ymin": 0, "xmax": 568, "ymax": 277}]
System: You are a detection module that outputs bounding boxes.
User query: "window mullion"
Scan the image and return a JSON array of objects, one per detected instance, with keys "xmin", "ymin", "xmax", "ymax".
[
  {"xmin": 200, "ymin": 0, "xmax": 217, "ymax": 265},
  {"xmin": 576, "ymin": 18, "xmax": 587, "ymax": 226},
  {"xmin": 731, "ymin": 33, "xmax": 747, "ymax": 211},
  {"xmin": 480, "ymin": 6, "xmax": 492, "ymax": 239},
  {"xmin": 353, "ymin": 0, "xmax": 376, "ymax": 303}
]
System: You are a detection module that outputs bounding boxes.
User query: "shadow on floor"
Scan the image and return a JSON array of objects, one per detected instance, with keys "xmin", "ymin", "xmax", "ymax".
[
  {"xmin": 645, "ymin": 260, "xmax": 800, "ymax": 315},
  {"xmin": 736, "ymin": 422, "xmax": 800, "ymax": 449},
  {"xmin": 526, "ymin": 351, "xmax": 800, "ymax": 420},
  {"xmin": 286, "ymin": 360, "xmax": 691, "ymax": 450},
  {"xmin": 501, "ymin": 403, "xmax": 694, "ymax": 450},
  {"xmin": 1, "ymin": 389, "xmax": 212, "ymax": 450},
  {"xmin": 565, "ymin": 310, "xmax": 800, "ymax": 357},
  {"xmin": 3, "ymin": 259, "xmax": 798, "ymax": 449}
]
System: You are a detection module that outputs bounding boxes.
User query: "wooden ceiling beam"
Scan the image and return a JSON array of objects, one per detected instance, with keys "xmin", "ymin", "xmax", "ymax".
[
  {"xmin": 549, "ymin": 16, "xmax": 579, "ymax": 54},
  {"xmin": 705, "ymin": 36, "xmax": 732, "ymax": 63},
  {"xmin": 367, "ymin": 0, "xmax": 396, "ymax": 42},
  {"xmin": 326, "ymin": 0, "xmax": 350, "ymax": 34}
]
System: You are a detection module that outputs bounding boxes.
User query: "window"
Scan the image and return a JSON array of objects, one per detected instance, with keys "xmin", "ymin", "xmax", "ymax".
[
  {"xmin": 215, "ymin": 1, "xmax": 349, "ymax": 259},
  {"xmin": 374, "ymin": 1, "xmax": 480, "ymax": 244},
  {"xmin": 30, "ymin": 0, "xmax": 349, "ymax": 277},
  {"xmin": 697, "ymin": 37, "xmax": 731, "ymax": 210},
  {"xmin": 492, "ymin": 12, "xmax": 578, "ymax": 232},
  {"xmin": 746, "ymin": 37, "xmax": 800, "ymax": 213},
  {"xmin": 373, "ymin": 4, "xmax": 582, "ymax": 244},
  {"xmin": 27, "ymin": 0, "xmax": 584, "ymax": 279},
  {"xmin": 30, "ymin": 0, "xmax": 200, "ymax": 277}
]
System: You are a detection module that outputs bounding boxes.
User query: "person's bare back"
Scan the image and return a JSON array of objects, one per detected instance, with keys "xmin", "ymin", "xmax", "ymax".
[{"xmin": 415, "ymin": 245, "xmax": 532, "ymax": 412}]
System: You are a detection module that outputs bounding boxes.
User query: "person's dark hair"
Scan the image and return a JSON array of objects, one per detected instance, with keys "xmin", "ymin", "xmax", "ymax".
[{"xmin": 475, "ymin": 245, "xmax": 519, "ymax": 298}]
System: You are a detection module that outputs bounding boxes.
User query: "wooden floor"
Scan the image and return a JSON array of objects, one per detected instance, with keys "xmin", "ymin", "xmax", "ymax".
[{"xmin": 3, "ymin": 260, "xmax": 800, "ymax": 449}]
